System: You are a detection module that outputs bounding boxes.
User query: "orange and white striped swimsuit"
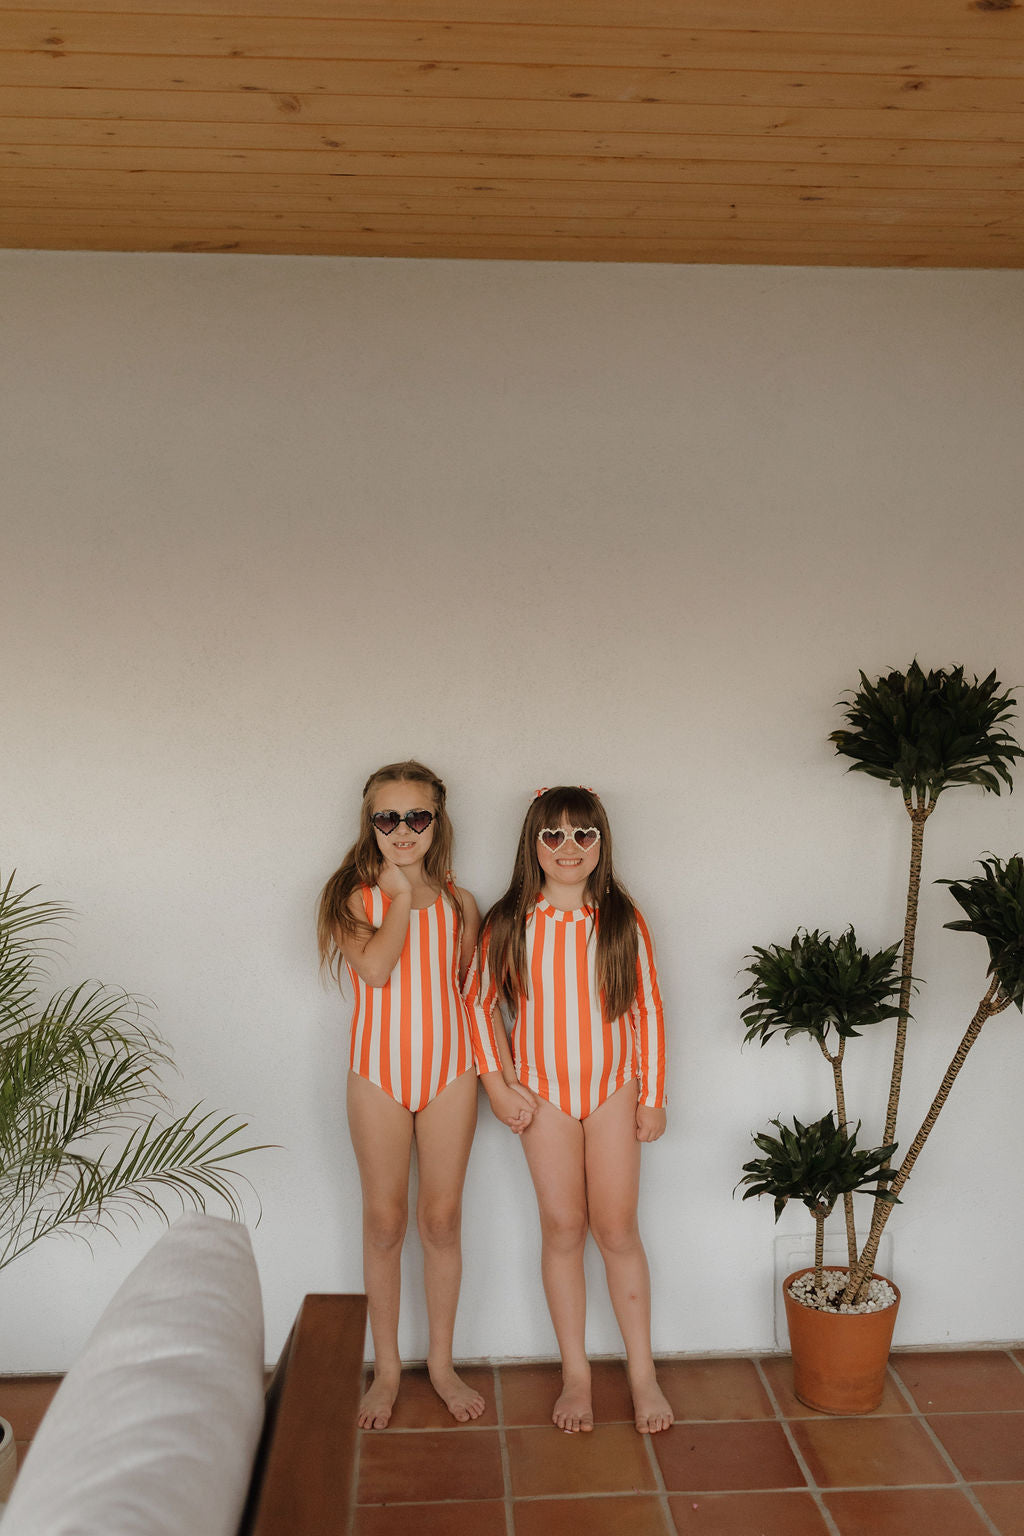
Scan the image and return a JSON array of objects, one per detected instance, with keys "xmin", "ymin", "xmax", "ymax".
[
  {"xmin": 465, "ymin": 899, "xmax": 666, "ymax": 1119},
  {"xmin": 347, "ymin": 885, "xmax": 473, "ymax": 1113}
]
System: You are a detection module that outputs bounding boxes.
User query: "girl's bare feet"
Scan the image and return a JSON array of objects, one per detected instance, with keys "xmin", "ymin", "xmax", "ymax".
[
  {"xmin": 553, "ymin": 1374, "xmax": 594, "ymax": 1433},
  {"xmin": 428, "ymin": 1363, "xmax": 486, "ymax": 1422},
  {"xmin": 358, "ymin": 1369, "xmax": 400, "ymax": 1430},
  {"xmin": 630, "ymin": 1371, "xmax": 674, "ymax": 1434}
]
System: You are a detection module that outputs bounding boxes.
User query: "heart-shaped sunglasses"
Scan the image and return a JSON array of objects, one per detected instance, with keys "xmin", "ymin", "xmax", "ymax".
[
  {"xmin": 537, "ymin": 826, "xmax": 601, "ymax": 852},
  {"xmin": 371, "ymin": 810, "xmax": 435, "ymax": 836}
]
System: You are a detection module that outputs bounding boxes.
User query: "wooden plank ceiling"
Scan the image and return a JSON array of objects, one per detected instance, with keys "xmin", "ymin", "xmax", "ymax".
[{"xmin": 1, "ymin": 0, "xmax": 1023, "ymax": 265}]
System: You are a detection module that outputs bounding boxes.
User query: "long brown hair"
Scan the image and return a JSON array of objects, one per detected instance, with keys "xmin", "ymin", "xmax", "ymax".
[
  {"xmin": 481, "ymin": 786, "xmax": 639, "ymax": 1020},
  {"xmin": 317, "ymin": 759, "xmax": 462, "ymax": 985}
]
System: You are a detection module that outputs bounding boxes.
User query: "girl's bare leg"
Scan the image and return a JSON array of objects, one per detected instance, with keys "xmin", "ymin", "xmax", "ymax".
[
  {"xmin": 347, "ymin": 1071, "xmax": 414, "ymax": 1429},
  {"xmin": 520, "ymin": 1098, "xmax": 593, "ymax": 1432},
  {"xmin": 584, "ymin": 1082, "xmax": 673, "ymax": 1434},
  {"xmin": 414, "ymin": 1069, "xmax": 485, "ymax": 1421}
]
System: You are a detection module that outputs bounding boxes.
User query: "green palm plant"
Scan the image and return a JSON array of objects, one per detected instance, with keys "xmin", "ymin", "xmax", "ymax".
[
  {"xmin": 828, "ymin": 664, "xmax": 1021, "ymax": 1281},
  {"xmin": 741, "ymin": 929, "xmax": 902, "ymax": 1267},
  {"xmin": 0, "ymin": 872, "xmax": 261, "ymax": 1271},
  {"xmin": 738, "ymin": 1113, "xmax": 897, "ymax": 1295}
]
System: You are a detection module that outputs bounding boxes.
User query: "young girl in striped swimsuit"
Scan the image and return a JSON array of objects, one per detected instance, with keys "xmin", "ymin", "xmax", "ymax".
[
  {"xmin": 318, "ymin": 760, "xmax": 525, "ymax": 1429},
  {"xmin": 465, "ymin": 786, "xmax": 673, "ymax": 1436}
]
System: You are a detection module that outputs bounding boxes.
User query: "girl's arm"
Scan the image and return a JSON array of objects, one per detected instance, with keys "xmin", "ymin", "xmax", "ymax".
[
  {"xmin": 482, "ymin": 1013, "xmax": 538, "ymax": 1132},
  {"xmin": 338, "ymin": 870, "xmax": 413, "ymax": 987},
  {"xmin": 631, "ymin": 908, "xmax": 668, "ymax": 1143},
  {"xmin": 456, "ymin": 887, "xmax": 481, "ymax": 985},
  {"xmin": 463, "ymin": 944, "xmax": 538, "ymax": 1133}
]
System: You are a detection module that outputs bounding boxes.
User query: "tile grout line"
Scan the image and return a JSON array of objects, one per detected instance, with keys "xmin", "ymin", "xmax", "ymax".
[
  {"xmin": 753, "ymin": 1357, "xmax": 841, "ymax": 1536},
  {"xmin": 639, "ymin": 1421, "xmax": 679, "ymax": 1536},
  {"xmin": 343, "ymin": 1480, "xmax": 1016, "ymax": 1510},
  {"xmin": 492, "ymin": 1364, "xmax": 516, "ymax": 1536},
  {"xmin": 1005, "ymin": 1346, "xmax": 1024, "ymax": 1380},
  {"xmin": 886, "ymin": 1360, "xmax": 1003, "ymax": 1536}
]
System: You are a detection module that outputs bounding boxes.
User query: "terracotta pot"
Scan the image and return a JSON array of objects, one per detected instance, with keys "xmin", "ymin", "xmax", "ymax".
[{"xmin": 782, "ymin": 1267, "xmax": 901, "ymax": 1415}]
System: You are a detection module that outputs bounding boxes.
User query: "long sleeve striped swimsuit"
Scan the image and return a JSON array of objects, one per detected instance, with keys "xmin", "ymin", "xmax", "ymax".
[
  {"xmin": 346, "ymin": 885, "xmax": 474, "ymax": 1113},
  {"xmin": 464, "ymin": 899, "xmax": 666, "ymax": 1119}
]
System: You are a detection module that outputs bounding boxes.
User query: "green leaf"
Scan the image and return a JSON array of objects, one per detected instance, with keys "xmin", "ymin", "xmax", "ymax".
[
  {"xmin": 737, "ymin": 1113, "xmax": 899, "ymax": 1225},
  {"xmin": 740, "ymin": 928, "xmax": 904, "ymax": 1045},
  {"xmin": 940, "ymin": 854, "xmax": 1024, "ymax": 1011},
  {"xmin": 829, "ymin": 663, "xmax": 1022, "ymax": 804}
]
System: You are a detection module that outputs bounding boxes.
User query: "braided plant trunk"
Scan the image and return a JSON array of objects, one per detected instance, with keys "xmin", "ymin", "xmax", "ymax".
[
  {"xmin": 818, "ymin": 1036, "xmax": 858, "ymax": 1268},
  {"xmin": 858, "ymin": 798, "xmax": 933, "ymax": 1287},
  {"xmin": 884, "ymin": 798, "xmax": 934, "ymax": 1151},
  {"xmin": 813, "ymin": 1213, "xmax": 826, "ymax": 1292},
  {"xmin": 843, "ymin": 978, "xmax": 1010, "ymax": 1305}
]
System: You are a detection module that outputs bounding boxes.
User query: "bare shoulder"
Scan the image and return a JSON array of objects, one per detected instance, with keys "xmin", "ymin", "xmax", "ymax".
[
  {"xmin": 455, "ymin": 886, "xmax": 481, "ymax": 950},
  {"xmin": 337, "ymin": 885, "xmax": 373, "ymax": 963}
]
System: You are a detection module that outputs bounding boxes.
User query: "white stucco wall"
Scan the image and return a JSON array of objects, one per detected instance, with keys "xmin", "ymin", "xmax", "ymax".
[{"xmin": 2, "ymin": 250, "xmax": 1023, "ymax": 1371}]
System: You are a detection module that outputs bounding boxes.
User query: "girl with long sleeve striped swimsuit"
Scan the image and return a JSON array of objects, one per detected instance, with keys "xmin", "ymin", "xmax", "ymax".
[
  {"xmin": 464, "ymin": 786, "xmax": 673, "ymax": 1437},
  {"xmin": 317, "ymin": 760, "xmax": 485, "ymax": 1431},
  {"xmin": 469, "ymin": 898, "xmax": 665, "ymax": 1119}
]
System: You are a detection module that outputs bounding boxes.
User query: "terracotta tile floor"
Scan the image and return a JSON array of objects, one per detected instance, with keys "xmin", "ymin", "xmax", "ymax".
[
  {"xmin": 0, "ymin": 1374, "xmax": 61, "ymax": 1467},
  {"xmin": 349, "ymin": 1351, "xmax": 1024, "ymax": 1535},
  {"xmin": 3, "ymin": 1349, "xmax": 1024, "ymax": 1533}
]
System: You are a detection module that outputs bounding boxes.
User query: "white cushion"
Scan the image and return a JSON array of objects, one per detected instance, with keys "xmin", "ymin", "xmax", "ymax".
[{"xmin": 2, "ymin": 1213, "xmax": 265, "ymax": 1536}]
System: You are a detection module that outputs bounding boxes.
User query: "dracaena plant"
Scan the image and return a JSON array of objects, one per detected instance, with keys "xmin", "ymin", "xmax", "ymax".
[
  {"xmin": 740, "ymin": 665, "xmax": 1023, "ymax": 1312},
  {"xmin": 0, "ymin": 872, "xmax": 262, "ymax": 1270}
]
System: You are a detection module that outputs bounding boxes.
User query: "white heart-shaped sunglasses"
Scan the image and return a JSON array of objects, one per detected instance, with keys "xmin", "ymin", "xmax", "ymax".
[{"xmin": 537, "ymin": 827, "xmax": 601, "ymax": 852}]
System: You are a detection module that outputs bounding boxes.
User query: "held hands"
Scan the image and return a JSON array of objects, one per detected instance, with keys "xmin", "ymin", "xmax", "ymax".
[
  {"xmin": 483, "ymin": 1074, "xmax": 539, "ymax": 1134},
  {"xmin": 635, "ymin": 1104, "xmax": 667, "ymax": 1143}
]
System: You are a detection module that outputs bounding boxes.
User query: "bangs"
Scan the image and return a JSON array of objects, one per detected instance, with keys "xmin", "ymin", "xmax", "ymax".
[{"xmin": 534, "ymin": 786, "xmax": 603, "ymax": 830}]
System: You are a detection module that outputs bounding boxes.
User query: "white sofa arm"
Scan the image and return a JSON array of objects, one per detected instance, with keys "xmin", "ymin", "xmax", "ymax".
[{"xmin": 2, "ymin": 1213, "xmax": 265, "ymax": 1536}]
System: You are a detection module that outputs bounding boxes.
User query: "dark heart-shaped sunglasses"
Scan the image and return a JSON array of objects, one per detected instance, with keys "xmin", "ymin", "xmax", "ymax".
[{"xmin": 371, "ymin": 810, "xmax": 435, "ymax": 836}]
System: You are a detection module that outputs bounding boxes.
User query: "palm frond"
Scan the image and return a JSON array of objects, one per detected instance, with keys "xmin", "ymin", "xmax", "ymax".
[
  {"xmin": 0, "ymin": 1105, "xmax": 262, "ymax": 1269},
  {"xmin": 0, "ymin": 870, "xmax": 266, "ymax": 1270},
  {"xmin": 0, "ymin": 876, "xmax": 72, "ymax": 1037}
]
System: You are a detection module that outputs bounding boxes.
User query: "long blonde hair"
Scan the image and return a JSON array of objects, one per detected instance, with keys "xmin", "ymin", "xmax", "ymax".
[
  {"xmin": 317, "ymin": 760, "xmax": 462, "ymax": 985},
  {"xmin": 480, "ymin": 787, "xmax": 639, "ymax": 1020}
]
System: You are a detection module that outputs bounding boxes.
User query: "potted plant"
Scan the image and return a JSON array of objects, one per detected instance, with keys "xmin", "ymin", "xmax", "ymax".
[
  {"xmin": 738, "ymin": 1109, "xmax": 900, "ymax": 1414},
  {"xmin": 0, "ymin": 870, "xmax": 262, "ymax": 1270},
  {"xmin": 739, "ymin": 664, "xmax": 1023, "ymax": 1413}
]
